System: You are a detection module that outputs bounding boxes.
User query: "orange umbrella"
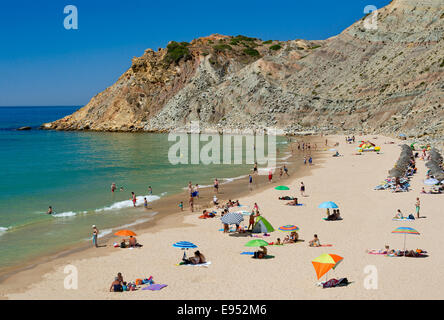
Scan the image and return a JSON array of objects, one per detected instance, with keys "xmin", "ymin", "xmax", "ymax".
[
  {"xmin": 114, "ymin": 230, "xmax": 137, "ymax": 237},
  {"xmin": 311, "ymin": 253, "xmax": 343, "ymax": 280}
]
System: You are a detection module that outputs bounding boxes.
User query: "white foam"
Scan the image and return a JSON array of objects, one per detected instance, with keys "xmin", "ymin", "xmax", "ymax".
[
  {"xmin": 0, "ymin": 226, "xmax": 9, "ymax": 232},
  {"xmin": 95, "ymin": 194, "xmax": 161, "ymax": 212}
]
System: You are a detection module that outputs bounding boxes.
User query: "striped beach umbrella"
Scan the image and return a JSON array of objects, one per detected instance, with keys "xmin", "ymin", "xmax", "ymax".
[
  {"xmin": 173, "ymin": 241, "xmax": 197, "ymax": 260},
  {"xmin": 392, "ymin": 227, "xmax": 420, "ymax": 255},
  {"xmin": 278, "ymin": 225, "xmax": 299, "ymax": 232},
  {"xmin": 221, "ymin": 212, "xmax": 244, "ymax": 225},
  {"xmin": 318, "ymin": 201, "xmax": 338, "ymax": 209},
  {"xmin": 312, "ymin": 253, "xmax": 343, "ymax": 280}
]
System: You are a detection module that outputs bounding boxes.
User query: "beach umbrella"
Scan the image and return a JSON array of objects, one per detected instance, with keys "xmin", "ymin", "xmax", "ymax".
[
  {"xmin": 318, "ymin": 201, "xmax": 339, "ymax": 209},
  {"xmin": 114, "ymin": 230, "xmax": 137, "ymax": 237},
  {"xmin": 275, "ymin": 185, "xmax": 290, "ymax": 190},
  {"xmin": 398, "ymin": 133, "xmax": 406, "ymax": 137},
  {"xmin": 278, "ymin": 225, "xmax": 299, "ymax": 232},
  {"xmin": 424, "ymin": 178, "xmax": 439, "ymax": 186},
  {"xmin": 173, "ymin": 241, "xmax": 197, "ymax": 260},
  {"xmin": 221, "ymin": 212, "xmax": 244, "ymax": 225},
  {"xmin": 311, "ymin": 253, "xmax": 343, "ymax": 280},
  {"xmin": 392, "ymin": 227, "xmax": 420, "ymax": 255},
  {"xmin": 244, "ymin": 239, "xmax": 269, "ymax": 247}
]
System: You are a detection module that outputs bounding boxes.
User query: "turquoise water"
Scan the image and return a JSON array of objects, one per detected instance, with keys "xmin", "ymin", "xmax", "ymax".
[{"xmin": 0, "ymin": 107, "xmax": 290, "ymax": 269}]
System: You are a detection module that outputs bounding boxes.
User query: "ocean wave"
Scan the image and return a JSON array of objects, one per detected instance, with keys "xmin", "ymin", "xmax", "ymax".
[
  {"xmin": 52, "ymin": 211, "xmax": 87, "ymax": 218},
  {"xmin": 0, "ymin": 226, "xmax": 9, "ymax": 232},
  {"xmin": 95, "ymin": 194, "xmax": 161, "ymax": 212}
]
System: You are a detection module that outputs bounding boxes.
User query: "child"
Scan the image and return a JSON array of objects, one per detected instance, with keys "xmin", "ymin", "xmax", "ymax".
[
  {"xmin": 179, "ymin": 201, "xmax": 184, "ymax": 211},
  {"xmin": 144, "ymin": 197, "xmax": 148, "ymax": 209}
]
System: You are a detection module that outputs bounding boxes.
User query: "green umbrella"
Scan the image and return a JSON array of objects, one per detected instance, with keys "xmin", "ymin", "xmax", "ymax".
[
  {"xmin": 245, "ymin": 239, "xmax": 269, "ymax": 247},
  {"xmin": 275, "ymin": 186, "xmax": 290, "ymax": 190}
]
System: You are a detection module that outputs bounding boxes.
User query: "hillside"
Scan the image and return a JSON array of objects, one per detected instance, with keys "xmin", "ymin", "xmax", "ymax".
[{"xmin": 43, "ymin": 0, "xmax": 444, "ymax": 145}]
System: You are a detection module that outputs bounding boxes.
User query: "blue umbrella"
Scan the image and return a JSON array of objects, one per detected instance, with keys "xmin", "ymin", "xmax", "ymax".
[
  {"xmin": 399, "ymin": 133, "xmax": 406, "ymax": 137},
  {"xmin": 318, "ymin": 201, "xmax": 339, "ymax": 209},
  {"xmin": 173, "ymin": 241, "xmax": 197, "ymax": 249},
  {"xmin": 173, "ymin": 241, "xmax": 197, "ymax": 260}
]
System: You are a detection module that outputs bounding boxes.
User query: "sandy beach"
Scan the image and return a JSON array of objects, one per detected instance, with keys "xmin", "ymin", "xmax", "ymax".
[{"xmin": 2, "ymin": 134, "xmax": 443, "ymax": 300}]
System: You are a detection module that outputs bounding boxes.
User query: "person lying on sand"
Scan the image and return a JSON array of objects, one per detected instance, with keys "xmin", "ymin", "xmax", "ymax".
[
  {"xmin": 182, "ymin": 250, "xmax": 206, "ymax": 264},
  {"xmin": 286, "ymin": 198, "xmax": 299, "ymax": 206},
  {"xmin": 366, "ymin": 245, "xmax": 390, "ymax": 254},
  {"xmin": 309, "ymin": 234, "xmax": 320, "ymax": 247}
]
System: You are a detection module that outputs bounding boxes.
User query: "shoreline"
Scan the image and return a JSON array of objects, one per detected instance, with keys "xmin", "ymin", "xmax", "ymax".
[{"xmin": 0, "ymin": 135, "xmax": 322, "ymax": 298}]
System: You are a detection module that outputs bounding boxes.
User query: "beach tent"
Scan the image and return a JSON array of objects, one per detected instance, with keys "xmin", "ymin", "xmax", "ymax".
[{"xmin": 252, "ymin": 216, "xmax": 274, "ymax": 233}]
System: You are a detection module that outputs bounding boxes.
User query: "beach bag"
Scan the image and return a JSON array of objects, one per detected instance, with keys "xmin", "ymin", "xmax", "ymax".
[{"xmin": 408, "ymin": 214, "xmax": 415, "ymax": 220}]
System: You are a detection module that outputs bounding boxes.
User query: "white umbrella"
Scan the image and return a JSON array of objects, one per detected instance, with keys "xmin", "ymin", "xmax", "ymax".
[{"xmin": 424, "ymin": 178, "xmax": 439, "ymax": 186}]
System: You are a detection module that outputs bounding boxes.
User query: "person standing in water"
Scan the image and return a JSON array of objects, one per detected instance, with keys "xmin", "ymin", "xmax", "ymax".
[
  {"xmin": 300, "ymin": 182, "xmax": 306, "ymax": 196},
  {"xmin": 92, "ymin": 225, "xmax": 99, "ymax": 248},
  {"xmin": 248, "ymin": 175, "xmax": 253, "ymax": 191},
  {"xmin": 253, "ymin": 162, "xmax": 258, "ymax": 175},
  {"xmin": 111, "ymin": 183, "xmax": 116, "ymax": 193},
  {"xmin": 214, "ymin": 178, "xmax": 219, "ymax": 194},
  {"xmin": 46, "ymin": 206, "xmax": 53, "ymax": 215},
  {"xmin": 144, "ymin": 197, "xmax": 148, "ymax": 210},
  {"xmin": 148, "ymin": 186, "xmax": 152, "ymax": 195},
  {"xmin": 131, "ymin": 192, "xmax": 137, "ymax": 207}
]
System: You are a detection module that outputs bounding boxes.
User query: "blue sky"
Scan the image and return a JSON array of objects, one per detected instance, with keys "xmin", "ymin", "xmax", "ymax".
[{"xmin": 0, "ymin": 0, "xmax": 391, "ymax": 106}]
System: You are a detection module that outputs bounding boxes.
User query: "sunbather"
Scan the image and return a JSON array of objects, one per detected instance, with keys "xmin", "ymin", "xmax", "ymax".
[
  {"xmin": 286, "ymin": 199, "xmax": 299, "ymax": 206},
  {"xmin": 309, "ymin": 234, "xmax": 320, "ymax": 247},
  {"xmin": 394, "ymin": 209, "xmax": 403, "ymax": 219},
  {"xmin": 254, "ymin": 246, "xmax": 267, "ymax": 259},
  {"xmin": 110, "ymin": 277, "xmax": 123, "ymax": 292},
  {"xmin": 183, "ymin": 250, "xmax": 206, "ymax": 264}
]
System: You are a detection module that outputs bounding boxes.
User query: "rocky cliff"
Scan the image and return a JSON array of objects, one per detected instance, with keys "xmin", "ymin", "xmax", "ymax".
[{"xmin": 43, "ymin": 0, "xmax": 444, "ymax": 144}]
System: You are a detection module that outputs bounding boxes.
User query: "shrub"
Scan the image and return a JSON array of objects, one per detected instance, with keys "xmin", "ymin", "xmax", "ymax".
[
  {"xmin": 243, "ymin": 47, "xmax": 260, "ymax": 57},
  {"xmin": 213, "ymin": 44, "xmax": 232, "ymax": 52},
  {"xmin": 164, "ymin": 41, "xmax": 191, "ymax": 64},
  {"xmin": 262, "ymin": 40, "xmax": 273, "ymax": 44},
  {"xmin": 309, "ymin": 45, "xmax": 321, "ymax": 50},
  {"xmin": 269, "ymin": 44, "xmax": 282, "ymax": 51}
]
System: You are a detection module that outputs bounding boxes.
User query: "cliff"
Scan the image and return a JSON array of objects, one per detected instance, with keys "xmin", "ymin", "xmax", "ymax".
[{"xmin": 43, "ymin": 0, "xmax": 444, "ymax": 145}]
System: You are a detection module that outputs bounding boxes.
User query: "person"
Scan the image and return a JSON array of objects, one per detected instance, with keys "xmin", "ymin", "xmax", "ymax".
[
  {"xmin": 394, "ymin": 209, "xmax": 403, "ymax": 219},
  {"xmin": 110, "ymin": 277, "xmax": 123, "ymax": 292},
  {"xmin": 249, "ymin": 175, "xmax": 253, "ymax": 190},
  {"xmin": 131, "ymin": 192, "xmax": 137, "ymax": 207},
  {"xmin": 184, "ymin": 250, "xmax": 206, "ymax": 264},
  {"xmin": 248, "ymin": 212, "xmax": 255, "ymax": 230},
  {"xmin": 309, "ymin": 234, "xmax": 321, "ymax": 247},
  {"xmin": 128, "ymin": 235, "xmax": 142, "ymax": 248},
  {"xmin": 283, "ymin": 165, "xmax": 289, "ymax": 176},
  {"xmin": 144, "ymin": 197, "xmax": 148, "ymax": 210},
  {"xmin": 179, "ymin": 201, "xmax": 184, "ymax": 211},
  {"xmin": 275, "ymin": 238, "xmax": 282, "ymax": 245},
  {"xmin": 117, "ymin": 272, "xmax": 124, "ymax": 284},
  {"xmin": 213, "ymin": 195, "xmax": 219, "ymax": 205},
  {"xmin": 421, "ymin": 187, "xmax": 427, "ymax": 194},
  {"xmin": 194, "ymin": 184, "xmax": 199, "ymax": 198},
  {"xmin": 92, "ymin": 225, "xmax": 99, "ymax": 248},
  {"xmin": 255, "ymin": 246, "xmax": 267, "ymax": 259},
  {"xmin": 253, "ymin": 202, "xmax": 259, "ymax": 213},
  {"xmin": 268, "ymin": 170, "xmax": 273, "ymax": 183},
  {"xmin": 290, "ymin": 231, "xmax": 299, "ymax": 242},
  {"xmin": 253, "ymin": 162, "xmax": 258, "ymax": 174},
  {"xmin": 189, "ymin": 196, "xmax": 194, "ymax": 212},
  {"xmin": 214, "ymin": 178, "xmax": 219, "ymax": 194},
  {"xmin": 111, "ymin": 182, "xmax": 116, "ymax": 193},
  {"xmin": 286, "ymin": 198, "xmax": 299, "ymax": 206},
  {"xmin": 308, "ymin": 156, "xmax": 313, "ymax": 165},
  {"xmin": 303, "ymin": 156, "xmax": 307, "ymax": 165},
  {"xmin": 46, "ymin": 206, "xmax": 53, "ymax": 215},
  {"xmin": 279, "ymin": 167, "xmax": 283, "ymax": 179},
  {"xmin": 415, "ymin": 197, "xmax": 420, "ymax": 219},
  {"xmin": 148, "ymin": 186, "xmax": 152, "ymax": 195},
  {"xmin": 300, "ymin": 182, "xmax": 305, "ymax": 196},
  {"xmin": 188, "ymin": 181, "xmax": 193, "ymax": 195}
]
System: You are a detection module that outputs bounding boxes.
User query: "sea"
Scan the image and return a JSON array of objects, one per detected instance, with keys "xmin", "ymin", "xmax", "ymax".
[{"xmin": 0, "ymin": 106, "xmax": 291, "ymax": 270}]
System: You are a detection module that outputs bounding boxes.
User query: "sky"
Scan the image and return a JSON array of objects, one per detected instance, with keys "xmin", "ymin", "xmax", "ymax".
[{"xmin": 0, "ymin": 0, "xmax": 391, "ymax": 106}]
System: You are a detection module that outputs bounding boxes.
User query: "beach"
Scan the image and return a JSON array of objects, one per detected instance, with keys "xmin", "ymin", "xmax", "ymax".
[{"xmin": 2, "ymin": 134, "xmax": 443, "ymax": 300}]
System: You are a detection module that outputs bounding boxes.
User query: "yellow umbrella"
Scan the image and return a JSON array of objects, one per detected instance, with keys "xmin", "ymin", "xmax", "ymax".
[{"xmin": 311, "ymin": 253, "xmax": 343, "ymax": 280}]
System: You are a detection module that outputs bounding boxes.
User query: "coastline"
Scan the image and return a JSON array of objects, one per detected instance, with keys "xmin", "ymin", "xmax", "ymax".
[{"xmin": 0, "ymin": 135, "xmax": 320, "ymax": 298}]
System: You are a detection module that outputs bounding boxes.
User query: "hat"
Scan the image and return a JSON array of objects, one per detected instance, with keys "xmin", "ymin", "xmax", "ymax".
[{"xmin": 92, "ymin": 225, "xmax": 96, "ymax": 228}]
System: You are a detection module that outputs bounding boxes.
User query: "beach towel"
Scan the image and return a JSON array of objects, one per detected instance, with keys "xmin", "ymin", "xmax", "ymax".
[
  {"xmin": 317, "ymin": 244, "xmax": 333, "ymax": 247},
  {"xmin": 142, "ymin": 284, "xmax": 167, "ymax": 291},
  {"xmin": 322, "ymin": 217, "xmax": 343, "ymax": 221},
  {"xmin": 252, "ymin": 255, "xmax": 275, "ymax": 260},
  {"xmin": 392, "ymin": 217, "xmax": 414, "ymax": 221},
  {"xmin": 218, "ymin": 228, "xmax": 236, "ymax": 232},
  {"xmin": 240, "ymin": 251, "xmax": 255, "ymax": 255},
  {"xmin": 180, "ymin": 261, "xmax": 212, "ymax": 267}
]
